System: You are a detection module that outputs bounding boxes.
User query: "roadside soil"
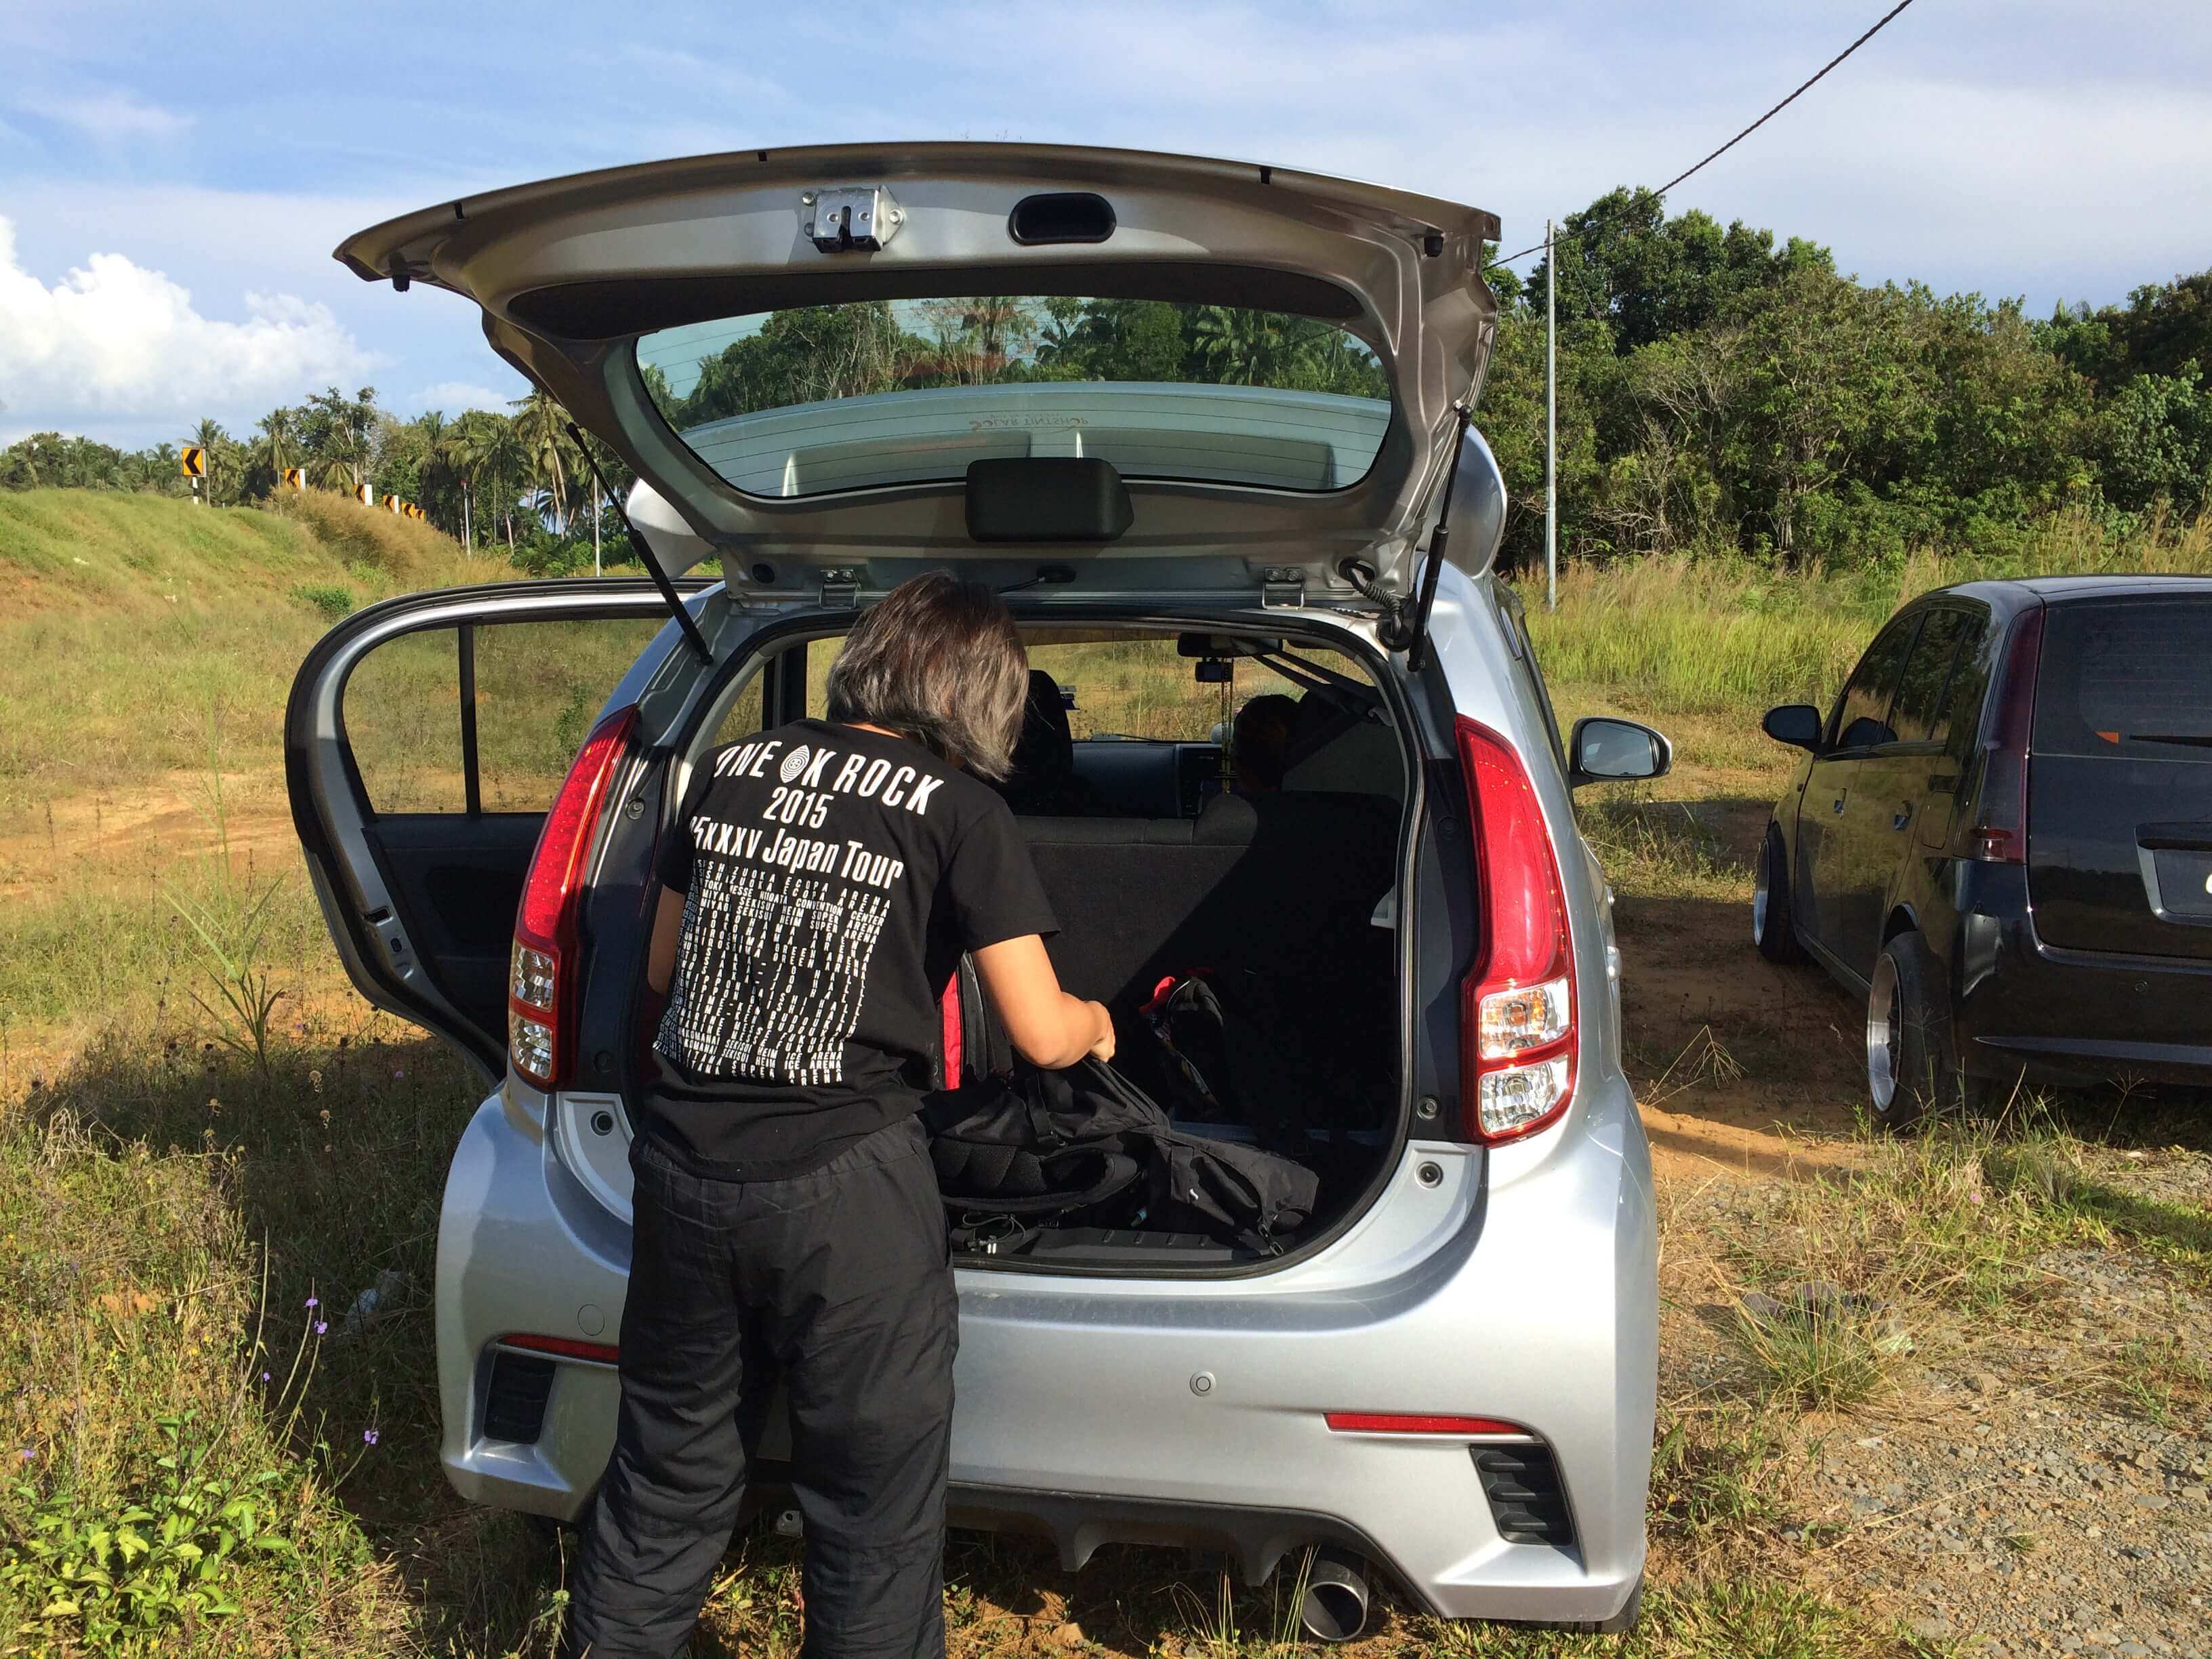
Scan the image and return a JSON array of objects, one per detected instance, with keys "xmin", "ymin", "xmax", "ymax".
[
  {"xmin": 7, "ymin": 767, "xmax": 2209, "ymax": 1656},
  {"xmin": 1626, "ymin": 794, "xmax": 2212, "ymax": 1659}
]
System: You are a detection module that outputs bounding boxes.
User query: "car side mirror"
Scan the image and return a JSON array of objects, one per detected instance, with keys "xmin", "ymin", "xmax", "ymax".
[
  {"xmin": 1568, "ymin": 717, "xmax": 1672, "ymax": 788},
  {"xmin": 1761, "ymin": 703, "xmax": 1824, "ymax": 752}
]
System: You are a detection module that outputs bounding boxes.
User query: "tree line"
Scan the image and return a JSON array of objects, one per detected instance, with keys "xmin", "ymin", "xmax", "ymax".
[
  {"xmin": 7, "ymin": 199, "xmax": 2206, "ymax": 579},
  {"xmin": 1477, "ymin": 187, "xmax": 2212, "ymax": 569},
  {"xmin": 643, "ymin": 295, "xmax": 1389, "ymax": 430},
  {"xmin": 0, "ymin": 387, "xmax": 638, "ymax": 577}
]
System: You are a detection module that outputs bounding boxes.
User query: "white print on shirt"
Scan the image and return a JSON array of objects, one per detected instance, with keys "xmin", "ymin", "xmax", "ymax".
[
  {"xmin": 655, "ymin": 741, "xmax": 928, "ymax": 1086},
  {"xmin": 657, "ymin": 858, "xmax": 893, "ymax": 1085},
  {"xmin": 713, "ymin": 738, "xmax": 943, "ymax": 816}
]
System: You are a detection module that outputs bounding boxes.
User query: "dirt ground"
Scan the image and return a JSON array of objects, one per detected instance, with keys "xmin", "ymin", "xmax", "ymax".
[
  {"xmin": 1619, "ymin": 796, "xmax": 2212, "ymax": 1659},
  {"xmin": 7, "ymin": 756, "xmax": 2210, "ymax": 1657}
]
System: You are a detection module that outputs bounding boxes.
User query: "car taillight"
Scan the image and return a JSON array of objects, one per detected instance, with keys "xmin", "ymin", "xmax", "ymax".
[
  {"xmin": 1967, "ymin": 607, "xmax": 2043, "ymax": 865},
  {"xmin": 508, "ymin": 705, "xmax": 639, "ymax": 1090},
  {"xmin": 1456, "ymin": 716, "xmax": 1576, "ymax": 1143}
]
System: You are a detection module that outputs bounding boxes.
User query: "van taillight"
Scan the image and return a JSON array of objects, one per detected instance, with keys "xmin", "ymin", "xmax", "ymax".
[
  {"xmin": 1456, "ymin": 716, "xmax": 1576, "ymax": 1143},
  {"xmin": 1967, "ymin": 607, "xmax": 2044, "ymax": 865},
  {"xmin": 509, "ymin": 705, "xmax": 638, "ymax": 1089}
]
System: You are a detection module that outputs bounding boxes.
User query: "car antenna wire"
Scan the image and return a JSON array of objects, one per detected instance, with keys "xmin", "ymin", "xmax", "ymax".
[
  {"xmin": 1491, "ymin": 0, "xmax": 1919, "ymax": 266},
  {"xmin": 567, "ymin": 422, "xmax": 715, "ymax": 667}
]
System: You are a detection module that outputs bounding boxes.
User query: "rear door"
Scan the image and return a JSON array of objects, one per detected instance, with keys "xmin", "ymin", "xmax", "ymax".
[
  {"xmin": 1801, "ymin": 614, "xmax": 1921, "ymax": 973},
  {"xmin": 285, "ymin": 581, "xmax": 702, "ymax": 1078},
  {"xmin": 2028, "ymin": 595, "xmax": 2212, "ymax": 960}
]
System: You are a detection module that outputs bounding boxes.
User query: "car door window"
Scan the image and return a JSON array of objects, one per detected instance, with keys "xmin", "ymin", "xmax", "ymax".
[
  {"xmin": 1936, "ymin": 613, "xmax": 1993, "ymax": 760},
  {"xmin": 1829, "ymin": 616, "xmax": 1922, "ymax": 751},
  {"xmin": 470, "ymin": 619, "xmax": 668, "ymax": 809},
  {"xmin": 1889, "ymin": 609, "xmax": 1973, "ymax": 747},
  {"xmin": 342, "ymin": 617, "xmax": 668, "ymax": 817}
]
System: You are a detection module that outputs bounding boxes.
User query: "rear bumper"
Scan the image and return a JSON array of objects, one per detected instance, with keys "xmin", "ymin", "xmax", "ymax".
[
  {"xmin": 434, "ymin": 1075, "xmax": 1655, "ymax": 1627},
  {"xmin": 1953, "ymin": 867, "xmax": 2212, "ymax": 1086}
]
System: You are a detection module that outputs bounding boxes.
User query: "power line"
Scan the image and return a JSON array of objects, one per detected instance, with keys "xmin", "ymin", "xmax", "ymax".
[{"xmin": 1492, "ymin": 0, "xmax": 1919, "ymax": 266}]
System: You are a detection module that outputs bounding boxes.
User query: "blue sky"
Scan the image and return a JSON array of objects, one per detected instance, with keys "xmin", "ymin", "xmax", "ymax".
[{"xmin": 5, "ymin": 0, "xmax": 2210, "ymax": 448}]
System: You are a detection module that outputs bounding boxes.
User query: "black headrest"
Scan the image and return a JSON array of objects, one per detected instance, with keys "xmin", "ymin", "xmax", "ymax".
[{"xmin": 1010, "ymin": 670, "xmax": 1074, "ymax": 784}]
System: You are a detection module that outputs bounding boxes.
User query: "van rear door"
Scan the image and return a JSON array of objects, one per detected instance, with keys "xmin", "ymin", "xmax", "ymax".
[
  {"xmin": 2028, "ymin": 594, "xmax": 2212, "ymax": 961},
  {"xmin": 285, "ymin": 580, "xmax": 709, "ymax": 1078}
]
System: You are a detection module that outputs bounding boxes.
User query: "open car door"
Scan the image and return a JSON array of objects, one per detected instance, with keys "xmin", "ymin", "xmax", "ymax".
[{"xmin": 285, "ymin": 579, "xmax": 705, "ymax": 1080}]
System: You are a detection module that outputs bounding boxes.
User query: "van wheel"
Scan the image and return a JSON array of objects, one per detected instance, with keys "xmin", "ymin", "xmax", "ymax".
[
  {"xmin": 1866, "ymin": 933, "xmax": 1958, "ymax": 1131},
  {"xmin": 1753, "ymin": 825, "xmax": 1806, "ymax": 963}
]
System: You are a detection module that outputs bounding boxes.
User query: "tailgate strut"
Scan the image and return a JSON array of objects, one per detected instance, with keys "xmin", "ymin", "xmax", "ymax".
[{"xmin": 569, "ymin": 422, "xmax": 715, "ymax": 667}]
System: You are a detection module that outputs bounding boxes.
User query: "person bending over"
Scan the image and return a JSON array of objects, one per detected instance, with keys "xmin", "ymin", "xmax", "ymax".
[{"xmin": 564, "ymin": 571, "xmax": 1113, "ymax": 1659}]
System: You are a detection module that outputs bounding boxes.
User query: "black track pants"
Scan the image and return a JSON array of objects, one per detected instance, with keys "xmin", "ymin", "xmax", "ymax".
[{"xmin": 562, "ymin": 1115, "xmax": 956, "ymax": 1659}]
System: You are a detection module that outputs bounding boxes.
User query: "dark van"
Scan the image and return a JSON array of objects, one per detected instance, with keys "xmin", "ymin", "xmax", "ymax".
[{"xmin": 1753, "ymin": 577, "xmax": 2212, "ymax": 1124}]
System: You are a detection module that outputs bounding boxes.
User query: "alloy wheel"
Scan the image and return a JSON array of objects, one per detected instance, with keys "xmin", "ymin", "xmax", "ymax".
[{"xmin": 1865, "ymin": 952, "xmax": 1901, "ymax": 1112}]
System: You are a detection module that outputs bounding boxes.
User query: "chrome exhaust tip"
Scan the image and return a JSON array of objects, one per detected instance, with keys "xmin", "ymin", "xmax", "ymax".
[{"xmin": 1298, "ymin": 1548, "xmax": 1372, "ymax": 1643}]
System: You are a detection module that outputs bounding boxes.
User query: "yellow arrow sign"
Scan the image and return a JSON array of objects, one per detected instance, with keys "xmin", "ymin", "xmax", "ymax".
[
  {"xmin": 354, "ymin": 483, "xmax": 372, "ymax": 505},
  {"xmin": 180, "ymin": 446, "xmax": 206, "ymax": 478},
  {"xmin": 281, "ymin": 467, "xmax": 304, "ymax": 490}
]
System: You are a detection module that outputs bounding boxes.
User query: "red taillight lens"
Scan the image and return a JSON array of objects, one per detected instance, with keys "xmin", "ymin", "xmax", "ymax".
[
  {"xmin": 1967, "ymin": 607, "xmax": 2043, "ymax": 865},
  {"xmin": 1456, "ymin": 716, "xmax": 1576, "ymax": 1143},
  {"xmin": 508, "ymin": 705, "xmax": 638, "ymax": 1089},
  {"xmin": 1326, "ymin": 1412, "xmax": 1527, "ymax": 1436}
]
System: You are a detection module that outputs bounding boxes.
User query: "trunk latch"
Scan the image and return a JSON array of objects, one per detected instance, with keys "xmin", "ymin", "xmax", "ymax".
[
  {"xmin": 1261, "ymin": 565, "xmax": 1306, "ymax": 609},
  {"xmin": 804, "ymin": 187, "xmax": 902, "ymax": 253},
  {"xmin": 819, "ymin": 567, "xmax": 863, "ymax": 609}
]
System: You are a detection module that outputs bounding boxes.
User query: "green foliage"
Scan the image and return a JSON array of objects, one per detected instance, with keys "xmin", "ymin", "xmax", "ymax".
[
  {"xmin": 2, "ymin": 1415, "xmax": 294, "ymax": 1650},
  {"xmin": 291, "ymin": 581, "xmax": 357, "ymax": 621},
  {"xmin": 163, "ymin": 718, "xmax": 291, "ymax": 1080},
  {"xmin": 644, "ymin": 295, "xmax": 1389, "ymax": 436}
]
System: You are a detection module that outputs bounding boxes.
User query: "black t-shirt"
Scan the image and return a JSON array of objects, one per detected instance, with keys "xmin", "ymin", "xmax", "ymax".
[{"xmin": 644, "ymin": 718, "xmax": 1057, "ymax": 1179}]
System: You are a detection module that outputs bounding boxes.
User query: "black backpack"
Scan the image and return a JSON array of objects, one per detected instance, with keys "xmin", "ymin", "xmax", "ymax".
[
  {"xmin": 921, "ymin": 1064, "xmax": 1159, "ymax": 1217},
  {"xmin": 923, "ymin": 1060, "xmax": 1318, "ymax": 1255}
]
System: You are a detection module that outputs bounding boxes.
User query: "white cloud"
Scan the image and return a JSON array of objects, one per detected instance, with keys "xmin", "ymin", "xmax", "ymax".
[
  {"xmin": 16, "ymin": 87, "xmax": 194, "ymax": 142},
  {"xmin": 402, "ymin": 380, "xmax": 523, "ymax": 415},
  {"xmin": 0, "ymin": 217, "xmax": 376, "ymax": 429}
]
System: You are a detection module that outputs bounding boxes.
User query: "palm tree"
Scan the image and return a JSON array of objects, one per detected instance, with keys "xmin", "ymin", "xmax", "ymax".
[
  {"xmin": 457, "ymin": 413, "xmax": 529, "ymax": 556},
  {"xmin": 415, "ymin": 411, "xmax": 455, "ymax": 533},
  {"xmin": 191, "ymin": 417, "xmax": 229, "ymax": 503},
  {"xmin": 256, "ymin": 407, "xmax": 298, "ymax": 476},
  {"xmin": 511, "ymin": 389, "xmax": 573, "ymax": 535}
]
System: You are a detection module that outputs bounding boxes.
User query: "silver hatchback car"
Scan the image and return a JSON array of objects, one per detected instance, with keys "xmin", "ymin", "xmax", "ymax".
[{"xmin": 288, "ymin": 144, "xmax": 1664, "ymax": 1637}]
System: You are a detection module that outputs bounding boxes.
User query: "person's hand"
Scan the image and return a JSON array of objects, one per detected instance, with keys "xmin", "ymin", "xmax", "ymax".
[{"xmin": 1085, "ymin": 1001, "xmax": 1115, "ymax": 1063}]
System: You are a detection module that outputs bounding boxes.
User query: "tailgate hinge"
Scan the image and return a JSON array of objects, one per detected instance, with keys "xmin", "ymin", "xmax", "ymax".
[
  {"xmin": 819, "ymin": 567, "xmax": 863, "ymax": 609},
  {"xmin": 1260, "ymin": 565, "xmax": 1305, "ymax": 609}
]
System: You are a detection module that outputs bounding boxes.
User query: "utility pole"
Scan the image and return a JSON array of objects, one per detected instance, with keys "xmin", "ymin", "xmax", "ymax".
[{"xmin": 1544, "ymin": 218, "xmax": 1558, "ymax": 613}]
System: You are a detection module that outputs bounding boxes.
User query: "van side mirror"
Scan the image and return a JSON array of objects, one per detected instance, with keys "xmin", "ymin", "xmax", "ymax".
[
  {"xmin": 1568, "ymin": 718, "xmax": 1672, "ymax": 788},
  {"xmin": 1761, "ymin": 703, "xmax": 1824, "ymax": 752}
]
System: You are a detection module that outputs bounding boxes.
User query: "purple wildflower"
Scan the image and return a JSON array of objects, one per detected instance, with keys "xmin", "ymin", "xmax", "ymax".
[
  {"xmin": 18, "ymin": 1448, "xmax": 33, "ymax": 1461},
  {"xmin": 314, "ymin": 1320, "xmax": 328, "ymax": 1336},
  {"xmin": 363, "ymin": 1428, "xmax": 380, "ymax": 1446},
  {"xmin": 260, "ymin": 1371, "xmax": 271, "ymax": 1382},
  {"xmin": 304, "ymin": 1296, "xmax": 319, "ymax": 1310}
]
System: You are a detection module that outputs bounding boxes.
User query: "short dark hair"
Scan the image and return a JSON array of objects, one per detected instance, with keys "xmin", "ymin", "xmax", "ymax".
[{"xmin": 824, "ymin": 571, "xmax": 1029, "ymax": 779}]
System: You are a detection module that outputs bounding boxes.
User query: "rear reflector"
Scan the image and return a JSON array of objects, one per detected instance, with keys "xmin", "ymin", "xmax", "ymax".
[
  {"xmin": 1456, "ymin": 717, "xmax": 1577, "ymax": 1143},
  {"xmin": 508, "ymin": 705, "xmax": 638, "ymax": 1088},
  {"xmin": 1325, "ymin": 1412, "xmax": 1526, "ymax": 1436},
  {"xmin": 496, "ymin": 1332, "xmax": 621, "ymax": 1365},
  {"xmin": 1967, "ymin": 606, "xmax": 2043, "ymax": 865}
]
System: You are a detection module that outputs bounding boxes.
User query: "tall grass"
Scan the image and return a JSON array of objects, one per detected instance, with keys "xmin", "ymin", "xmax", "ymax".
[{"xmin": 1517, "ymin": 510, "xmax": 2212, "ymax": 716}]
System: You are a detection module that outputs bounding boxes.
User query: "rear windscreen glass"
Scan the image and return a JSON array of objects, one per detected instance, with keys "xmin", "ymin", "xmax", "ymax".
[
  {"xmin": 2034, "ymin": 598, "xmax": 2212, "ymax": 758},
  {"xmin": 636, "ymin": 298, "xmax": 1390, "ymax": 498}
]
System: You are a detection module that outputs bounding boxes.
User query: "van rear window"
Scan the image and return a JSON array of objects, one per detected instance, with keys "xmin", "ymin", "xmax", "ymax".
[{"xmin": 2034, "ymin": 598, "xmax": 2212, "ymax": 759}]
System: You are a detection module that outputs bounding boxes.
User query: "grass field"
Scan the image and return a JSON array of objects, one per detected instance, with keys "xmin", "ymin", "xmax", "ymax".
[{"xmin": 5, "ymin": 493, "xmax": 2210, "ymax": 1656}]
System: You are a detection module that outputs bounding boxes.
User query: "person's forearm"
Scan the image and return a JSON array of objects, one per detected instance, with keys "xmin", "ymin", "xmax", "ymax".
[{"xmin": 1019, "ymin": 994, "xmax": 1105, "ymax": 1069}]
